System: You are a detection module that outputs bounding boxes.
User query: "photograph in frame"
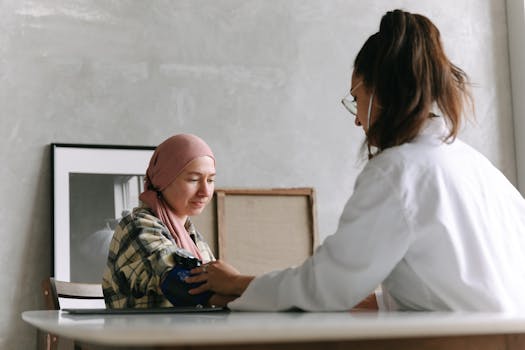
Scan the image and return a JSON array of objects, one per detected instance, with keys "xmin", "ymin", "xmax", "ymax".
[{"xmin": 52, "ymin": 144, "xmax": 155, "ymax": 283}]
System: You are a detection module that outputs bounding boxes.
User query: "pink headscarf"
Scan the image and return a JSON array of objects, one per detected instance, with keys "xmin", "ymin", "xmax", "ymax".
[{"xmin": 139, "ymin": 134, "xmax": 215, "ymax": 260}]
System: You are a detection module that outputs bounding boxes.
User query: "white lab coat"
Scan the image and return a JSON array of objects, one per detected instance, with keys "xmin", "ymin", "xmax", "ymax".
[{"xmin": 229, "ymin": 117, "xmax": 525, "ymax": 311}]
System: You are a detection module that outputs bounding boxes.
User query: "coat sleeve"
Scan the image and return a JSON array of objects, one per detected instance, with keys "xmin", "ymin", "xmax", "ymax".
[
  {"xmin": 228, "ymin": 163, "xmax": 414, "ymax": 311},
  {"xmin": 117, "ymin": 223, "xmax": 178, "ymax": 295},
  {"xmin": 103, "ymin": 213, "xmax": 180, "ymax": 307}
]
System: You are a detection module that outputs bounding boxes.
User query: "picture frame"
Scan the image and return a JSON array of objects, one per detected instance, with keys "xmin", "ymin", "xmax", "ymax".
[
  {"xmin": 51, "ymin": 143, "xmax": 155, "ymax": 282},
  {"xmin": 191, "ymin": 188, "xmax": 318, "ymax": 276}
]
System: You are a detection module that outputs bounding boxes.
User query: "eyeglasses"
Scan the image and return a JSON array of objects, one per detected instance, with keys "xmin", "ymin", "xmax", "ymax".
[{"xmin": 341, "ymin": 81, "xmax": 363, "ymax": 116}]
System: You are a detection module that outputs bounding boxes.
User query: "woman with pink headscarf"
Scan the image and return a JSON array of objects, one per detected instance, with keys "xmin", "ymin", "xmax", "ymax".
[{"xmin": 102, "ymin": 134, "xmax": 229, "ymax": 308}]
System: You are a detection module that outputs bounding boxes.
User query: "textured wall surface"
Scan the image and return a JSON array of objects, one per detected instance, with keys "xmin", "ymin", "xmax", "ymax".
[{"xmin": 0, "ymin": 1, "xmax": 515, "ymax": 348}]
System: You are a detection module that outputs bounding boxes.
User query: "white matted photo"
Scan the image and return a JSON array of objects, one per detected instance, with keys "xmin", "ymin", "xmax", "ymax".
[{"xmin": 52, "ymin": 144, "xmax": 155, "ymax": 282}]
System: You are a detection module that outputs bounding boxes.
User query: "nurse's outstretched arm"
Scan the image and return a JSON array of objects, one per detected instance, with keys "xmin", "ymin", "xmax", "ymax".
[
  {"xmin": 189, "ymin": 162, "xmax": 413, "ymax": 311},
  {"xmin": 236, "ymin": 162, "xmax": 412, "ymax": 311}
]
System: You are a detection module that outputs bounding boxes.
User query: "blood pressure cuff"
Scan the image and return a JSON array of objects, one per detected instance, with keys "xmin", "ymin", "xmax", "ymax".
[{"xmin": 160, "ymin": 249, "xmax": 212, "ymax": 306}]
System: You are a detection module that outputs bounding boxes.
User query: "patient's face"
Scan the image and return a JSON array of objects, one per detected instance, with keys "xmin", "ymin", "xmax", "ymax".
[{"xmin": 162, "ymin": 156, "xmax": 215, "ymax": 222}]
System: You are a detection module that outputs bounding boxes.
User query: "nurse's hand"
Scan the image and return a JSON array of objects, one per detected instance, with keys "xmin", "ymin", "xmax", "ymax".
[
  {"xmin": 186, "ymin": 260, "xmax": 254, "ymax": 296},
  {"xmin": 208, "ymin": 293, "xmax": 238, "ymax": 307}
]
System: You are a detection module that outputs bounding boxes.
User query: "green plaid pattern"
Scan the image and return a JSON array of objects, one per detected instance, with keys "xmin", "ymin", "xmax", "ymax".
[{"xmin": 102, "ymin": 205, "xmax": 214, "ymax": 308}]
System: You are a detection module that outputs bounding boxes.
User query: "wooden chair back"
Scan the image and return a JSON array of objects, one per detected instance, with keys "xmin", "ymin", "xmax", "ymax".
[
  {"xmin": 42, "ymin": 277, "xmax": 105, "ymax": 310},
  {"xmin": 41, "ymin": 277, "xmax": 105, "ymax": 350}
]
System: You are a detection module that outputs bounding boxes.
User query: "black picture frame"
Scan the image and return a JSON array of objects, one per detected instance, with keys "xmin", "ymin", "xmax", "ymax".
[{"xmin": 51, "ymin": 143, "xmax": 155, "ymax": 282}]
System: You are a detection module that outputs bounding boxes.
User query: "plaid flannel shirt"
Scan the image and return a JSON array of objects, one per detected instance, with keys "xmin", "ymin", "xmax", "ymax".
[{"xmin": 102, "ymin": 205, "xmax": 215, "ymax": 308}]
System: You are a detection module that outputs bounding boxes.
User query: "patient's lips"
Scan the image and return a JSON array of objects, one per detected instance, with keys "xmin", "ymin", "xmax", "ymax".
[{"xmin": 190, "ymin": 200, "xmax": 207, "ymax": 208}]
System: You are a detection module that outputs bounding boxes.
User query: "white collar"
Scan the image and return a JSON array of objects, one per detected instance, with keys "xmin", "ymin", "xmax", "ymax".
[{"xmin": 415, "ymin": 116, "xmax": 450, "ymax": 143}]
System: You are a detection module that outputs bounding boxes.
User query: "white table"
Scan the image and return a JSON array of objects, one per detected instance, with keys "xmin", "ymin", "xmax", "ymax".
[{"xmin": 22, "ymin": 310, "xmax": 525, "ymax": 349}]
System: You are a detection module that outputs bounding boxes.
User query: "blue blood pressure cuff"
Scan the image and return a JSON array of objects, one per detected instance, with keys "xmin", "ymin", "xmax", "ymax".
[{"xmin": 160, "ymin": 248, "xmax": 212, "ymax": 306}]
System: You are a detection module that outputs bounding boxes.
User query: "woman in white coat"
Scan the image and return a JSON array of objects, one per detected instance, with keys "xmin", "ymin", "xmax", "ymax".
[{"xmin": 186, "ymin": 9, "xmax": 525, "ymax": 311}]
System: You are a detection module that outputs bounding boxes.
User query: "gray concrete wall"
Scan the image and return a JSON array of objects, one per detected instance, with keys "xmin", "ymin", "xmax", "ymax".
[{"xmin": 0, "ymin": 1, "xmax": 515, "ymax": 348}]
